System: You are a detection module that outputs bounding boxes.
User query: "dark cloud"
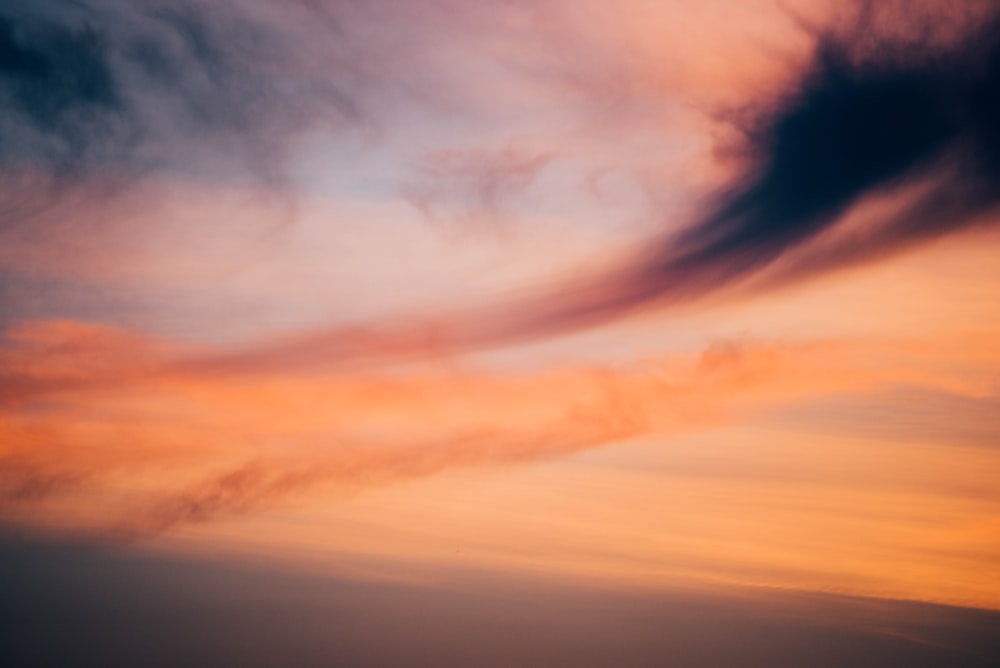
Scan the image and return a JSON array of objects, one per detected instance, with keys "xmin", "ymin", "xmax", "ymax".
[
  {"xmin": 481, "ymin": 4, "xmax": 1000, "ymax": 342},
  {"xmin": 0, "ymin": 12, "xmax": 122, "ymax": 158},
  {"xmin": 659, "ymin": 7, "xmax": 998, "ymax": 293},
  {"xmin": 0, "ymin": 0, "xmax": 376, "ymax": 230}
]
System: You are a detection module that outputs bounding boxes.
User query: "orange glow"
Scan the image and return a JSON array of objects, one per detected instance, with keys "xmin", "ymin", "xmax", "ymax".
[{"xmin": 3, "ymin": 302, "xmax": 999, "ymax": 609}]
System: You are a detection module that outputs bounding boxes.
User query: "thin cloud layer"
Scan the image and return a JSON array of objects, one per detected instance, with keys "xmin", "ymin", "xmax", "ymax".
[{"xmin": 1, "ymin": 318, "xmax": 996, "ymax": 536}]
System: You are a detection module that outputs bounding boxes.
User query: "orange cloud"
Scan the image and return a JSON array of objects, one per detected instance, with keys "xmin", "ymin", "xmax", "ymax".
[{"xmin": 2, "ymin": 318, "xmax": 996, "ymax": 539}]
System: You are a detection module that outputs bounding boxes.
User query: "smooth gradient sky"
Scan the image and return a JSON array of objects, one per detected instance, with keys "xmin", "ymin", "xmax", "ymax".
[{"xmin": 2, "ymin": 1, "xmax": 999, "ymax": 666}]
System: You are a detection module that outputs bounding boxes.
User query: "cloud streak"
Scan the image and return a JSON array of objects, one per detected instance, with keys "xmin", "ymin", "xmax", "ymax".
[
  {"xmin": 2, "ymin": 318, "xmax": 996, "ymax": 536},
  {"xmin": 403, "ymin": 147, "xmax": 556, "ymax": 229}
]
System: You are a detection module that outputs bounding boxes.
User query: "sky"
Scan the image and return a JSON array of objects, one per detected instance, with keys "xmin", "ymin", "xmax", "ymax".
[{"xmin": 1, "ymin": 1, "xmax": 999, "ymax": 666}]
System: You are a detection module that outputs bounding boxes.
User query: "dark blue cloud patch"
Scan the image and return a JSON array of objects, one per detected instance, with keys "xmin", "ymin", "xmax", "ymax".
[
  {"xmin": 0, "ymin": 11, "xmax": 127, "ymax": 172},
  {"xmin": 0, "ymin": 0, "xmax": 368, "ymax": 230},
  {"xmin": 653, "ymin": 9, "xmax": 1000, "ymax": 294},
  {"xmin": 506, "ymin": 6, "xmax": 1000, "ymax": 340}
]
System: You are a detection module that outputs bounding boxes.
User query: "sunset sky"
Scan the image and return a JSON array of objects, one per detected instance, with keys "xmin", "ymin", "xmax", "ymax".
[{"xmin": 2, "ymin": 1, "xmax": 999, "ymax": 666}]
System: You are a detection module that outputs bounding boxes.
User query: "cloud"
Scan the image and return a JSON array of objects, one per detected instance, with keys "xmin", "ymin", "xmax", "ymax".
[
  {"xmin": 0, "ymin": 0, "xmax": 361, "ymax": 319},
  {"xmin": 0, "ymin": 0, "xmax": 468, "ymax": 235},
  {"xmin": 1, "ymin": 2, "xmax": 265, "ymax": 194},
  {"xmin": 2, "ymin": 318, "xmax": 997, "ymax": 536},
  {"xmin": 119, "ymin": 416, "xmax": 638, "ymax": 536},
  {"xmin": 0, "ymin": 0, "xmax": 515, "ymax": 330},
  {"xmin": 487, "ymin": 3, "xmax": 1000, "ymax": 340}
]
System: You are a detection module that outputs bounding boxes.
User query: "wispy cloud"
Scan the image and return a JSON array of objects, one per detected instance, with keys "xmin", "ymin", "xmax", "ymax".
[
  {"xmin": 2, "ymin": 318, "xmax": 996, "ymax": 536},
  {"xmin": 403, "ymin": 146, "xmax": 556, "ymax": 229},
  {"xmin": 0, "ymin": 0, "xmax": 361, "ymax": 204}
]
